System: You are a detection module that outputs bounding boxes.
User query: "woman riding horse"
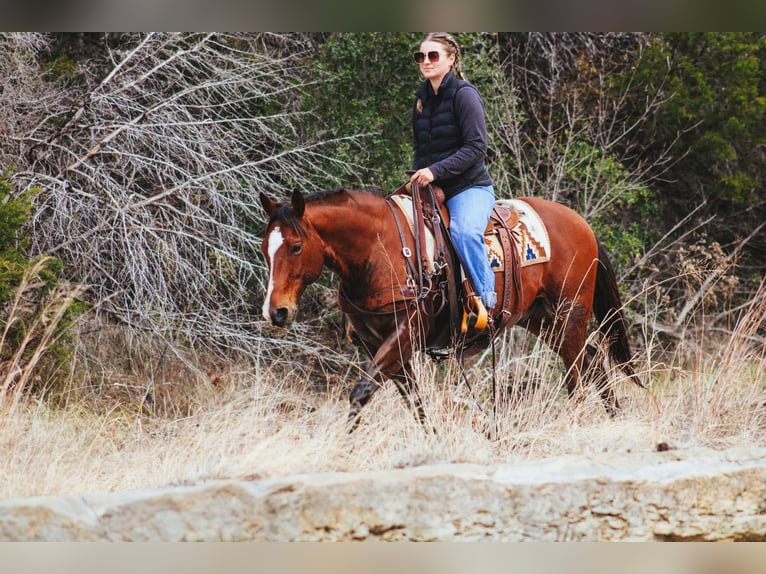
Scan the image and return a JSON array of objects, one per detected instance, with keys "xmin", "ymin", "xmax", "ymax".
[{"xmin": 259, "ymin": 187, "xmax": 642, "ymax": 430}]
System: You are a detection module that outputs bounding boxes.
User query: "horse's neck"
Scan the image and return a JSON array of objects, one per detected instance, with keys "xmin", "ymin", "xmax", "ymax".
[{"xmin": 308, "ymin": 196, "xmax": 387, "ymax": 288}]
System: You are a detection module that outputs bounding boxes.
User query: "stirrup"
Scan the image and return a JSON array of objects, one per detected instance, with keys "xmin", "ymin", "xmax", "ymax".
[{"xmin": 460, "ymin": 296, "xmax": 489, "ymax": 333}]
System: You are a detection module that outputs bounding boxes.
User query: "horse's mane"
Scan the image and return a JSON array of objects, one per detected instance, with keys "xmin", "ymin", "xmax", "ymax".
[
  {"xmin": 305, "ymin": 187, "xmax": 350, "ymax": 202},
  {"xmin": 306, "ymin": 187, "xmax": 386, "ymax": 202},
  {"xmin": 269, "ymin": 203, "xmax": 306, "ymax": 236},
  {"xmin": 269, "ymin": 187, "xmax": 386, "ymax": 235}
]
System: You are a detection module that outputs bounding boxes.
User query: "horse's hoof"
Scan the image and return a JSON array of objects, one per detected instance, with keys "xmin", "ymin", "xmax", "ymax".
[
  {"xmin": 426, "ymin": 347, "xmax": 452, "ymax": 361},
  {"xmin": 345, "ymin": 324, "xmax": 363, "ymax": 347}
]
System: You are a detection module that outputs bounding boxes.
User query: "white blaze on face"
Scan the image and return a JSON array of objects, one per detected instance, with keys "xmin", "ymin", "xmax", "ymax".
[{"xmin": 262, "ymin": 226, "xmax": 284, "ymax": 319}]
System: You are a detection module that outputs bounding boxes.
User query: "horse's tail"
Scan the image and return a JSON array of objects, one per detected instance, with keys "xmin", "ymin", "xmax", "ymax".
[{"xmin": 593, "ymin": 241, "xmax": 643, "ymax": 388}]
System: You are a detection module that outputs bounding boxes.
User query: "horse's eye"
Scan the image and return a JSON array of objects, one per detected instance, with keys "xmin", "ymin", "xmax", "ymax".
[{"xmin": 290, "ymin": 243, "xmax": 303, "ymax": 255}]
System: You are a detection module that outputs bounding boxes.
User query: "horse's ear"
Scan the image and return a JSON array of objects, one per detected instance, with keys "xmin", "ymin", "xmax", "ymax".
[
  {"xmin": 259, "ymin": 192, "xmax": 277, "ymax": 216},
  {"xmin": 291, "ymin": 189, "xmax": 305, "ymax": 218}
]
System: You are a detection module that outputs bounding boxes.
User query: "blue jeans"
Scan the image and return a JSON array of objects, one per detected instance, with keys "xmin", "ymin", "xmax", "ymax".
[{"xmin": 446, "ymin": 185, "xmax": 497, "ymax": 309}]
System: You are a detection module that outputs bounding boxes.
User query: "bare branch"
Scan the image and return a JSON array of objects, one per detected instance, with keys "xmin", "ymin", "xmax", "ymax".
[{"xmin": 2, "ymin": 32, "xmax": 360, "ymax": 353}]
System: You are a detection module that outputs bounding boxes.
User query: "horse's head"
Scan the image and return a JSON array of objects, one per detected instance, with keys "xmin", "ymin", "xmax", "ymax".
[{"xmin": 259, "ymin": 189, "xmax": 325, "ymax": 327}]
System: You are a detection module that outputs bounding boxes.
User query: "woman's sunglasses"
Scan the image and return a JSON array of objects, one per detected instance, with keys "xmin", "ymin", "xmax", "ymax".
[{"xmin": 413, "ymin": 51, "xmax": 440, "ymax": 64}]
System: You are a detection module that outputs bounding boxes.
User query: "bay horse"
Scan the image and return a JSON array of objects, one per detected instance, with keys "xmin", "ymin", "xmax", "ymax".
[{"xmin": 259, "ymin": 187, "xmax": 641, "ymax": 429}]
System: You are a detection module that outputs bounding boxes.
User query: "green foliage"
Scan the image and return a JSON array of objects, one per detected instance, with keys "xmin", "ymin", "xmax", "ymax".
[
  {"xmin": 562, "ymin": 141, "xmax": 660, "ymax": 269},
  {"xmin": 0, "ymin": 171, "xmax": 78, "ymax": 394},
  {"xmin": 303, "ymin": 33, "xmax": 502, "ymax": 193},
  {"xmin": 0, "ymin": 171, "xmax": 35, "ymax": 302},
  {"xmin": 637, "ymin": 33, "xmax": 766, "ymax": 205},
  {"xmin": 303, "ymin": 32, "xmax": 417, "ymax": 192},
  {"xmin": 43, "ymin": 53, "xmax": 78, "ymax": 81},
  {"xmin": 619, "ymin": 32, "xmax": 766, "ymax": 301}
]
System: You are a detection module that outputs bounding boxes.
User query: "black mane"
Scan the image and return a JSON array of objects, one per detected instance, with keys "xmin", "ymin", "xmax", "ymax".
[
  {"xmin": 268, "ymin": 188, "xmax": 349, "ymax": 237},
  {"xmin": 306, "ymin": 187, "xmax": 386, "ymax": 202},
  {"xmin": 305, "ymin": 187, "xmax": 350, "ymax": 202},
  {"xmin": 268, "ymin": 187, "xmax": 386, "ymax": 235}
]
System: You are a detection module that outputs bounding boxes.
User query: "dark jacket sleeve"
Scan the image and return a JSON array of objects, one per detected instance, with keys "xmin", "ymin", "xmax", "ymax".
[{"xmin": 428, "ymin": 86, "xmax": 488, "ymax": 180}]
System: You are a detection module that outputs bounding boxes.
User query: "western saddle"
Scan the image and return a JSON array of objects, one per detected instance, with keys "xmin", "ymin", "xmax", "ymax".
[{"xmin": 388, "ymin": 180, "xmax": 521, "ymax": 345}]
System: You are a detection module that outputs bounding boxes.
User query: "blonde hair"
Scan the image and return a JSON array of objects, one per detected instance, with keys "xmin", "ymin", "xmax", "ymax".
[{"xmin": 422, "ymin": 32, "xmax": 464, "ymax": 80}]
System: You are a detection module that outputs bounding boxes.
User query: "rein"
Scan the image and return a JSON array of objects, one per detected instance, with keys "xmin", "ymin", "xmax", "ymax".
[
  {"xmin": 386, "ymin": 200, "xmax": 420, "ymax": 299},
  {"xmin": 339, "ymin": 187, "xmax": 447, "ymax": 318}
]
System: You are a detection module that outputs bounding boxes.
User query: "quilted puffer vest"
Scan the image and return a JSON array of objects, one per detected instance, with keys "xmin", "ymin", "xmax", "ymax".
[{"xmin": 412, "ymin": 72, "xmax": 491, "ymax": 198}]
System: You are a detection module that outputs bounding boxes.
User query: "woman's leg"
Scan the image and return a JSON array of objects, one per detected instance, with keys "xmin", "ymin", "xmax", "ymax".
[{"xmin": 445, "ymin": 185, "xmax": 497, "ymax": 310}]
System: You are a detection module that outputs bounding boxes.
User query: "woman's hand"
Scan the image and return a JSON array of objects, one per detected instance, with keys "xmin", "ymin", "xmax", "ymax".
[{"xmin": 410, "ymin": 167, "xmax": 434, "ymax": 187}]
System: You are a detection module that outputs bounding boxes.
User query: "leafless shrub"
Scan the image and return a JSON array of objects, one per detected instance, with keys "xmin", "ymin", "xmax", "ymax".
[
  {"xmin": 489, "ymin": 33, "xmax": 677, "ymax": 217},
  {"xmin": 4, "ymin": 32, "xmax": 360, "ymax": 357}
]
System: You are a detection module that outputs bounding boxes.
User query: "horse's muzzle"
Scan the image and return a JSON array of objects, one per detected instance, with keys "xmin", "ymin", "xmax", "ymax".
[{"xmin": 270, "ymin": 307, "xmax": 290, "ymax": 327}]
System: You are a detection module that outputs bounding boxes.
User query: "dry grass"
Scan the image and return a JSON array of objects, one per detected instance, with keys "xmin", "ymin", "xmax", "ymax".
[{"xmin": 0, "ymin": 283, "xmax": 764, "ymax": 501}]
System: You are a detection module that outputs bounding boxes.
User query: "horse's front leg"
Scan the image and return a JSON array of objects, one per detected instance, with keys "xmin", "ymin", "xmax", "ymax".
[
  {"xmin": 347, "ymin": 371, "xmax": 385, "ymax": 433},
  {"xmin": 347, "ymin": 315, "xmax": 425, "ymax": 432},
  {"xmin": 391, "ymin": 369, "xmax": 433, "ymax": 433}
]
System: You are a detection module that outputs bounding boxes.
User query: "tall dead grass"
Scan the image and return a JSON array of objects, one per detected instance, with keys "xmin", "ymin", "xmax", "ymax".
[{"xmin": 0, "ymin": 281, "xmax": 764, "ymax": 501}]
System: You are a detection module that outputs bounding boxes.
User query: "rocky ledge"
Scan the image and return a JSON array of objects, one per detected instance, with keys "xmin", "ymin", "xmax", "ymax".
[{"xmin": 1, "ymin": 446, "xmax": 765, "ymax": 541}]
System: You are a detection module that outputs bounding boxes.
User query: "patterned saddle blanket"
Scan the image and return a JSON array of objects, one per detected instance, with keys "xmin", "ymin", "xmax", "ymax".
[{"xmin": 486, "ymin": 198, "xmax": 551, "ymax": 271}]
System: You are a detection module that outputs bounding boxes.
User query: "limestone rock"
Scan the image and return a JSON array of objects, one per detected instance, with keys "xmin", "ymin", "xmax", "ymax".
[{"xmin": 1, "ymin": 446, "xmax": 764, "ymax": 541}]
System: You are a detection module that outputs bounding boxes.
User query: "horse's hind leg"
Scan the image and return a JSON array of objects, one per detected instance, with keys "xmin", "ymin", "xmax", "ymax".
[
  {"xmin": 597, "ymin": 379, "xmax": 621, "ymax": 417},
  {"xmin": 533, "ymin": 300, "xmax": 591, "ymax": 402},
  {"xmin": 583, "ymin": 343, "xmax": 621, "ymax": 417},
  {"xmin": 556, "ymin": 312, "xmax": 622, "ymax": 416}
]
